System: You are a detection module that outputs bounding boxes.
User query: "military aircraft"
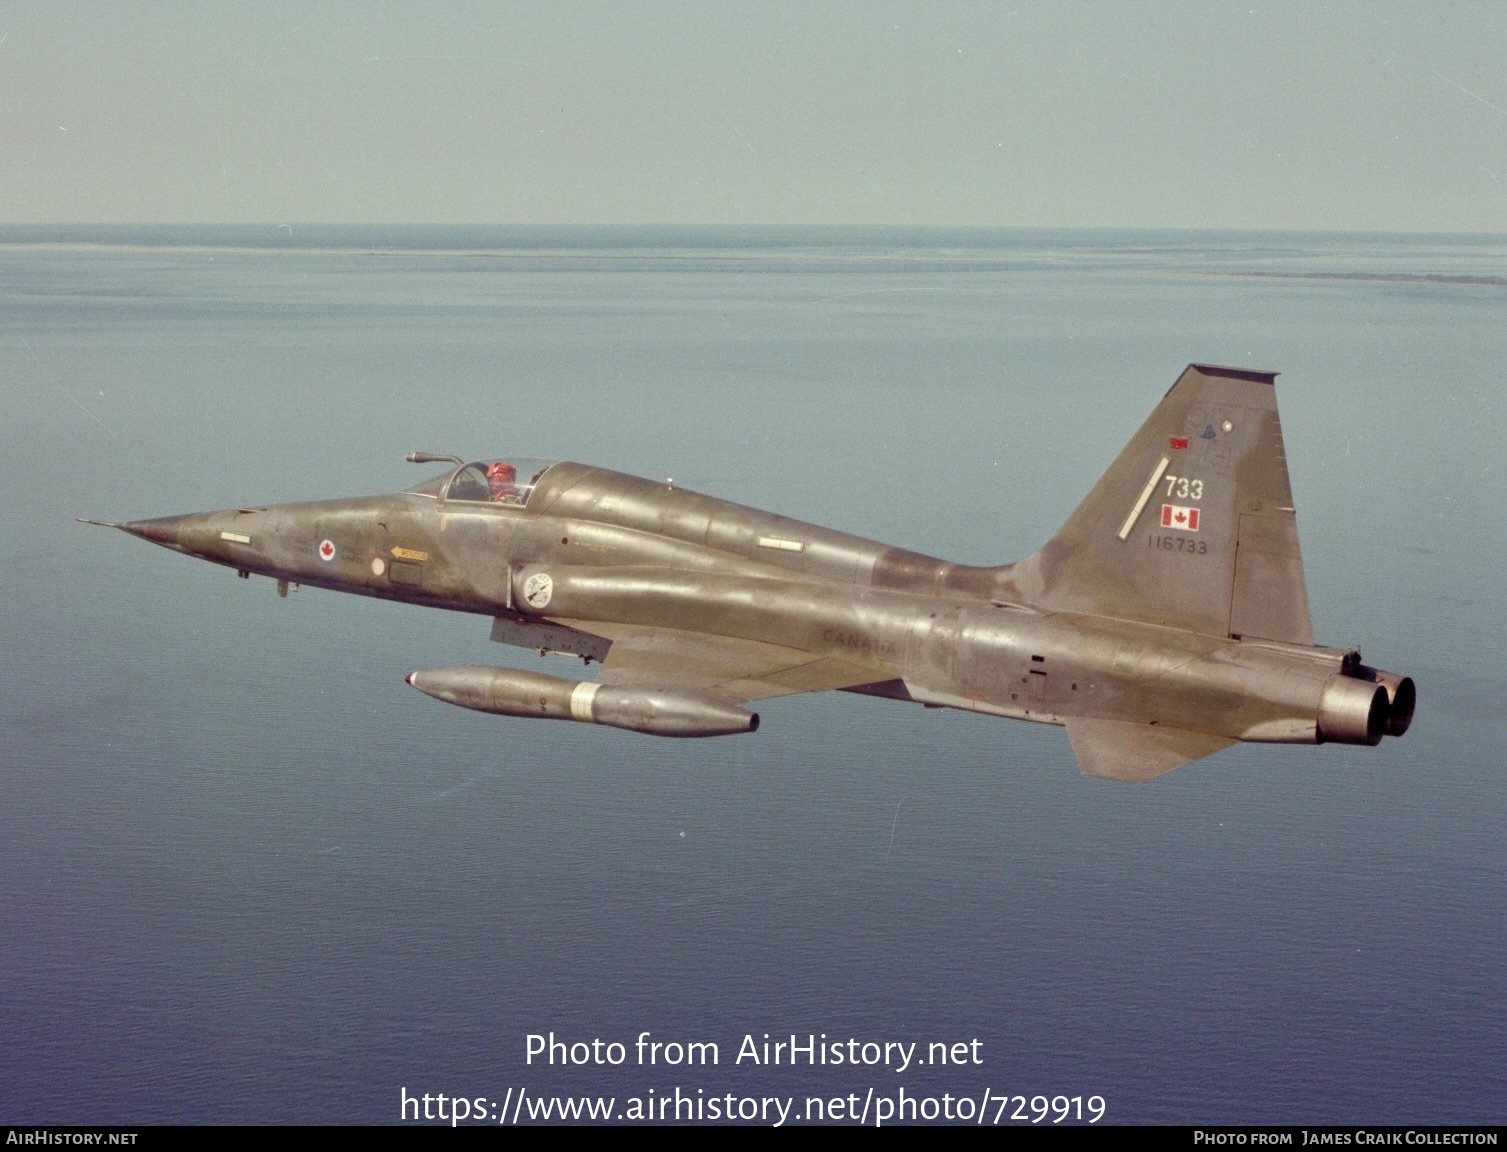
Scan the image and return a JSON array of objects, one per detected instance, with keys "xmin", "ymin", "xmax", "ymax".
[{"xmin": 81, "ymin": 364, "xmax": 1412, "ymax": 782}]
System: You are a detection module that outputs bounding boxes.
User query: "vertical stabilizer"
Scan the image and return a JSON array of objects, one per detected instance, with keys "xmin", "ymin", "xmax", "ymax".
[{"xmin": 1007, "ymin": 364, "xmax": 1313, "ymax": 643}]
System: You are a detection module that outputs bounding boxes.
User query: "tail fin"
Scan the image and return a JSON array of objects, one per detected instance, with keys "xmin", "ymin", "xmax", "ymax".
[{"xmin": 1008, "ymin": 364, "xmax": 1313, "ymax": 644}]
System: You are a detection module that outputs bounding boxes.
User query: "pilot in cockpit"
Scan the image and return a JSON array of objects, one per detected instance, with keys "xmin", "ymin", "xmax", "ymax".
[{"xmin": 485, "ymin": 460, "xmax": 521, "ymax": 503}]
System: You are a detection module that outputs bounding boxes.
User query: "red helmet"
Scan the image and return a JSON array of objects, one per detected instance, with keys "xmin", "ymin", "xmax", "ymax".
[{"xmin": 485, "ymin": 461, "xmax": 517, "ymax": 482}]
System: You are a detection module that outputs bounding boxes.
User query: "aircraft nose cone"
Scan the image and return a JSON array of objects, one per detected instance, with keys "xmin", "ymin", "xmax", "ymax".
[{"xmin": 118, "ymin": 515, "xmax": 192, "ymax": 550}]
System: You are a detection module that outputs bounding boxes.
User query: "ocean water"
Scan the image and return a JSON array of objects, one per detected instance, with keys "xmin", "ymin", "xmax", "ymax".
[{"xmin": 0, "ymin": 226, "xmax": 1502, "ymax": 1125}]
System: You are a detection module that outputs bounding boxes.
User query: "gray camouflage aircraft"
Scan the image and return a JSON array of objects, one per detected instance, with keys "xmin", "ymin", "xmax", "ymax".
[{"xmin": 83, "ymin": 364, "xmax": 1412, "ymax": 782}]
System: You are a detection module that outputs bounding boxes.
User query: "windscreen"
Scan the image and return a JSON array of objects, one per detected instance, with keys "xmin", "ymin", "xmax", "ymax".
[{"xmin": 403, "ymin": 469, "xmax": 452, "ymax": 497}]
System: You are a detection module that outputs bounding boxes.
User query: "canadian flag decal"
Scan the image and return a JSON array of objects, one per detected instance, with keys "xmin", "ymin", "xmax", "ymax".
[{"xmin": 1161, "ymin": 504, "xmax": 1200, "ymax": 532}]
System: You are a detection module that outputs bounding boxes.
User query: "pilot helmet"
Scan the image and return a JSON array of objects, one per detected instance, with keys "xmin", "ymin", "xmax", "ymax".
[{"xmin": 485, "ymin": 461, "xmax": 517, "ymax": 482}]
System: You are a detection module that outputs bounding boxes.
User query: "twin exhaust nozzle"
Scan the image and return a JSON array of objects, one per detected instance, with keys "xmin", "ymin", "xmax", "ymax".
[
  {"xmin": 1316, "ymin": 667, "xmax": 1415, "ymax": 746},
  {"xmin": 405, "ymin": 665, "xmax": 759, "ymax": 738}
]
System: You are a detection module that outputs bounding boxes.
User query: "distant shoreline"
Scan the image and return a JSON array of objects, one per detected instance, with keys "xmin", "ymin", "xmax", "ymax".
[
  {"xmin": 2, "ymin": 229, "xmax": 1502, "ymax": 289},
  {"xmin": 0, "ymin": 224, "xmax": 1504, "ymax": 253}
]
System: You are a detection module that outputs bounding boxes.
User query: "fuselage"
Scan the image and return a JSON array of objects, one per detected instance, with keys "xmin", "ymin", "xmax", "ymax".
[{"xmin": 118, "ymin": 459, "xmax": 1408, "ymax": 750}]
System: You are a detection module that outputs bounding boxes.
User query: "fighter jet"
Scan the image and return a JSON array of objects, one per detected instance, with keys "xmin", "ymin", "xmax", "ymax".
[{"xmin": 82, "ymin": 364, "xmax": 1413, "ymax": 782}]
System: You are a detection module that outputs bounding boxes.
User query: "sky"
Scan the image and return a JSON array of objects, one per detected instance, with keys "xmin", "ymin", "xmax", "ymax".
[{"xmin": 2, "ymin": 1, "xmax": 1504, "ymax": 231}]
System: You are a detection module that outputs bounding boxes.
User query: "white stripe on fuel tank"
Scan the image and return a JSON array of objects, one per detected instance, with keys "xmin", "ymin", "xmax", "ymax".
[{"xmin": 569, "ymin": 681, "xmax": 600, "ymax": 723}]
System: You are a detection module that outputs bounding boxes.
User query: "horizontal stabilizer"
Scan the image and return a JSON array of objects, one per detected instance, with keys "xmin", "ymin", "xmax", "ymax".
[{"xmin": 1066, "ymin": 717, "xmax": 1234, "ymax": 783}]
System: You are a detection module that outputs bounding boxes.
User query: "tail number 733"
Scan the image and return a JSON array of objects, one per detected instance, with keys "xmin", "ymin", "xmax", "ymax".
[{"xmin": 1164, "ymin": 475, "xmax": 1203, "ymax": 500}]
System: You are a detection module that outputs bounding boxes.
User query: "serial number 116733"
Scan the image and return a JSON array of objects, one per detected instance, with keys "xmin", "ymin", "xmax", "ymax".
[{"xmin": 1149, "ymin": 534, "xmax": 1207, "ymax": 554}]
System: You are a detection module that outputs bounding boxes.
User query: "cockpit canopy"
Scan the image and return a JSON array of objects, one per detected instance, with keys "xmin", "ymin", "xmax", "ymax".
[{"xmin": 405, "ymin": 459, "xmax": 558, "ymax": 506}]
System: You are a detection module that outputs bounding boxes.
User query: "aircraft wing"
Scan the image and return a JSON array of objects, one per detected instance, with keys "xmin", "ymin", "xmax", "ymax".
[{"xmin": 583, "ymin": 623, "xmax": 881, "ymax": 704}]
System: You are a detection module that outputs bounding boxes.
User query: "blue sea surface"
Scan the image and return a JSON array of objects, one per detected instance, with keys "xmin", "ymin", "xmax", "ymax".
[{"xmin": 0, "ymin": 226, "xmax": 1502, "ymax": 1124}]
